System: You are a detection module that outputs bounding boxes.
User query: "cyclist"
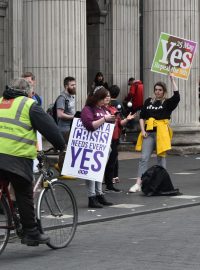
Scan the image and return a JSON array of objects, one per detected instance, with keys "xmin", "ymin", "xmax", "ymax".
[{"xmin": 0, "ymin": 78, "xmax": 66, "ymax": 246}]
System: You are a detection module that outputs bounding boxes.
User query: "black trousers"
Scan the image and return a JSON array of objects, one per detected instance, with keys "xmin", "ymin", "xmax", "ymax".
[
  {"xmin": 114, "ymin": 159, "xmax": 119, "ymax": 178},
  {"xmin": 104, "ymin": 140, "xmax": 119, "ymax": 188},
  {"xmin": 0, "ymin": 170, "xmax": 37, "ymax": 229}
]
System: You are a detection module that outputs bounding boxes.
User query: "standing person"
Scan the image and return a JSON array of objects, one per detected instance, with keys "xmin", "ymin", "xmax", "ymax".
[
  {"xmin": 0, "ymin": 78, "xmax": 66, "ymax": 245},
  {"xmin": 21, "ymin": 71, "xmax": 42, "ymax": 106},
  {"xmin": 56, "ymin": 76, "xmax": 76, "ymax": 143},
  {"xmin": 109, "ymin": 85, "xmax": 121, "ymax": 183},
  {"xmin": 124, "ymin": 77, "xmax": 144, "ymax": 114},
  {"xmin": 129, "ymin": 75, "xmax": 180, "ymax": 193},
  {"xmin": 108, "ymin": 85, "xmax": 126, "ymax": 184},
  {"xmin": 91, "ymin": 72, "xmax": 109, "ymax": 90},
  {"xmin": 81, "ymin": 86, "xmax": 114, "ymax": 208},
  {"xmin": 104, "ymin": 89, "xmax": 136, "ymax": 192},
  {"xmin": 109, "ymin": 84, "xmax": 125, "ymax": 117}
]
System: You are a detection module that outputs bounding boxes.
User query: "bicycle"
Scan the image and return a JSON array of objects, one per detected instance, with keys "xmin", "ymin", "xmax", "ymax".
[{"xmin": 0, "ymin": 150, "xmax": 78, "ymax": 255}]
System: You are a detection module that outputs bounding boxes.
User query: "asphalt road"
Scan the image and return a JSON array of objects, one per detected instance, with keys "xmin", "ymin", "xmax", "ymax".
[
  {"xmin": 1, "ymin": 205, "xmax": 200, "ymax": 270},
  {"xmin": 1, "ymin": 153, "xmax": 200, "ymax": 269}
]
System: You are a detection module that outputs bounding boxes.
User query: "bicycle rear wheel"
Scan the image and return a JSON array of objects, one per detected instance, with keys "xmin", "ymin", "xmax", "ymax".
[
  {"xmin": 37, "ymin": 180, "xmax": 78, "ymax": 249},
  {"xmin": 0, "ymin": 195, "xmax": 11, "ymax": 255}
]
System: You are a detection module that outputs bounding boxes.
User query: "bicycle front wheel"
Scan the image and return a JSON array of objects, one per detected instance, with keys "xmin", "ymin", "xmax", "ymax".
[
  {"xmin": 37, "ymin": 180, "xmax": 78, "ymax": 249},
  {"xmin": 0, "ymin": 195, "xmax": 11, "ymax": 255}
]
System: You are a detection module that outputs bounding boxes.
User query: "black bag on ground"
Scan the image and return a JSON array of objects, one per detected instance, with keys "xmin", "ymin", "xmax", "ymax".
[{"xmin": 141, "ymin": 165, "xmax": 180, "ymax": 196}]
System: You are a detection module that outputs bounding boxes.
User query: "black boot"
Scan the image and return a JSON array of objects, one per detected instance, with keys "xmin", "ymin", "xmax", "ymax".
[
  {"xmin": 105, "ymin": 184, "xmax": 121, "ymax": 193},
  {"xmin": 21, "ymin": 227, "xmax": 50, "ymax": 246},
  {"xmin": 88, "ymin": 196, "xmax": 103, "ymax": 208},
  {"xmin": 96, "ymin": 195, "xmax": 113, "ymax": 206}
]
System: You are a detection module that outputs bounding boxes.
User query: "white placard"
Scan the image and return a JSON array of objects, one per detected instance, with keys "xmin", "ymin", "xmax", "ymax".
[
  {"xmin": 36, "ymin": 132, "xmax": 43, "ymax": 151},
  {"xmin": 33, "ymin": 131, "xmax": 43, "ymax": 172},
  {"xmin": 151, "ymin": 32, "xmax": 197, "ymax": 80},
  {"xmin": 62, "ymin": 118, "xmax": 114, "ymax": 182}
]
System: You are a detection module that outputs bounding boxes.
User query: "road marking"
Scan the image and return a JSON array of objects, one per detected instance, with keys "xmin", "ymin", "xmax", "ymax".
[
  {"xmin": 171, "ymin": 195, "xmax": 200, "ymax": 199},
  {"xmin": 110, "ymin": 204, "xmax": 144, "ymax": 209},
  {"xmin": 195, "ymin": 157, "xmax": 200, "ymax": 159},
  {"xmin": 128, "ymin": 177, "xmax": 138, "ymax": 180},
  {"xmin": 173, "ymin": 172, "xmax": 196, "ymax": 175},
  {"xmin": 41, "ymin": 214, "xmax": 73, "ymax": 219}
]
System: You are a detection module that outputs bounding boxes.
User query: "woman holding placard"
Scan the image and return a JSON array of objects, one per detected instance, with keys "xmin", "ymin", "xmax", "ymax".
[
  {"xmin": 81, "ymin": 86, "xmax": 115, "ymax": 208},
  {"xmin": 129, "ymin": 75, "xmax": 180, "ymax": 193}
]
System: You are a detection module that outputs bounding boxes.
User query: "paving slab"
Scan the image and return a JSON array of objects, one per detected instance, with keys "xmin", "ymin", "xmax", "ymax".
[{"xmin": 51, "ymin": 153, "xmax": 200, "ymax": 225}]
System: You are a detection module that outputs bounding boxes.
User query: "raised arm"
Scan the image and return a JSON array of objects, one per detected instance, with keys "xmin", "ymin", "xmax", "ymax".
[{"xmin": 170, "ymin": 75, "xmax": 178, "ymax": 91}]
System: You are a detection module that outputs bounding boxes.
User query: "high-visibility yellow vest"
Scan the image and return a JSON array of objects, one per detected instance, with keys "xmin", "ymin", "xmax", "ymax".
[{"xmin": 0, "ymin": 96, "xmax": 37, "ymax": 159}]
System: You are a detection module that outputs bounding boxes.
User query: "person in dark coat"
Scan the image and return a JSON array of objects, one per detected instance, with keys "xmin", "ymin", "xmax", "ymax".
[{"xmin": 91, "ymin": 72, "xmax": 109, "ymax": 90}]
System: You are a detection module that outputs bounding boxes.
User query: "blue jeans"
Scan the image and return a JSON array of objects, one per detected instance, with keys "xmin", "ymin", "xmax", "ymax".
[
  {"xmin": 85, "ymin": 180, "xmax": 103, "ymax": 197},
  {"xmin": 137, "ymin": 132, "xmax": 166, "ymax": 177}
]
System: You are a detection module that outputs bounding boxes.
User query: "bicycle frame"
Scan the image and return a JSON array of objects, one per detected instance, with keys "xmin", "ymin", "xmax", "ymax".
[
  {"xmin": 0, "ymin": 151, "xmax": 78, "ymax": 252},
  {"xmin": 0, "ymin": 151, "xmax": 52, "ymax": 235},
  {"xmin": 33, "ymin": 151, "xmax": 54, "ymax": 192},
  {"xmin": 0, "ymin": 180, "xmax": 19, "ymax": 231},
  {"xmin": 0, "ymin": 181, "xmax": 11, "ymax": 206},
  {"xmin": 33, "ymin": 173, "xmax": 44, "ymax": 195}
]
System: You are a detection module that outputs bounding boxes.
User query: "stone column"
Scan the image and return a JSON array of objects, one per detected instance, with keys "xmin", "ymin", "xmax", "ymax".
[
  {"xmin": 143, "ymin": 0, "xmax": 200, "ymax": 149},
  {"xmin": 0, "ymin": 0, "xmax": 8, "ymax": 93},
  {"xmin": 87, "ymin": 7, "xmax": 107, "ymax": 89},
  {"xmin": 105, "ymin": 0, "xmax": 140, "ymax": 99},
  {"xmin": 23, "ymin": 0, "xmax": 87, "ymax": 110},
  {"xmin": 4, "ymin": 0, "xmax": 23, "ymax": 83}
]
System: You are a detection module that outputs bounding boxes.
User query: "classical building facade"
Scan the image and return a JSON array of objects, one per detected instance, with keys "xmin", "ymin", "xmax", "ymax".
[{"xmin": 0, "ymin": 0, "xmax": 199, "ymax": 147}]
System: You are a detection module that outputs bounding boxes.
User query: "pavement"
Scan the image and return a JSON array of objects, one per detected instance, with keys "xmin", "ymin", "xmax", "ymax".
[{"xmin": 46, "ymin": 151, "xmax": 200, "ymax": 226}]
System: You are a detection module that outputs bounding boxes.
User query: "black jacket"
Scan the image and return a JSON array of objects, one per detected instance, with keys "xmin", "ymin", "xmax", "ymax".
[{"xmin": 140, "ymin": 91, "xmax": 180, "ymax": 120}]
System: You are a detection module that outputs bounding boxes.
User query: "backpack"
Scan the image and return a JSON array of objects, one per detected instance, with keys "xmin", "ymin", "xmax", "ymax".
[
  {"xmin": 46, "ymin": 94, "xmax": 69, "ymax": 124},
  {"xmin": 46, "ymin": 102, "xmax": 57, "ymax": 123},
  {"xmin": 32, "ymin": 93, "xmax": 42, "ymax": 106},
  {"xmin": 141, "ymin": 165, "xmax": 180, "ymax": 196}
]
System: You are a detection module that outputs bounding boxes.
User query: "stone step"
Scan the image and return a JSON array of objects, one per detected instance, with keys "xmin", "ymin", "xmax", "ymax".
[{"xmin": 42, "ymin": 129, "xmax": 200, "ymax": 158}]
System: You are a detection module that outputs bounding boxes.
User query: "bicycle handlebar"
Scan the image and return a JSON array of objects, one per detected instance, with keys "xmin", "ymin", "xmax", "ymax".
[
  {"xmin": 36, "ymin": 151, "xmax": 55, "ymax": 177},
  {"xmin": 37, "ymin": 148, "xmax": 59, "ymax": 160}
]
